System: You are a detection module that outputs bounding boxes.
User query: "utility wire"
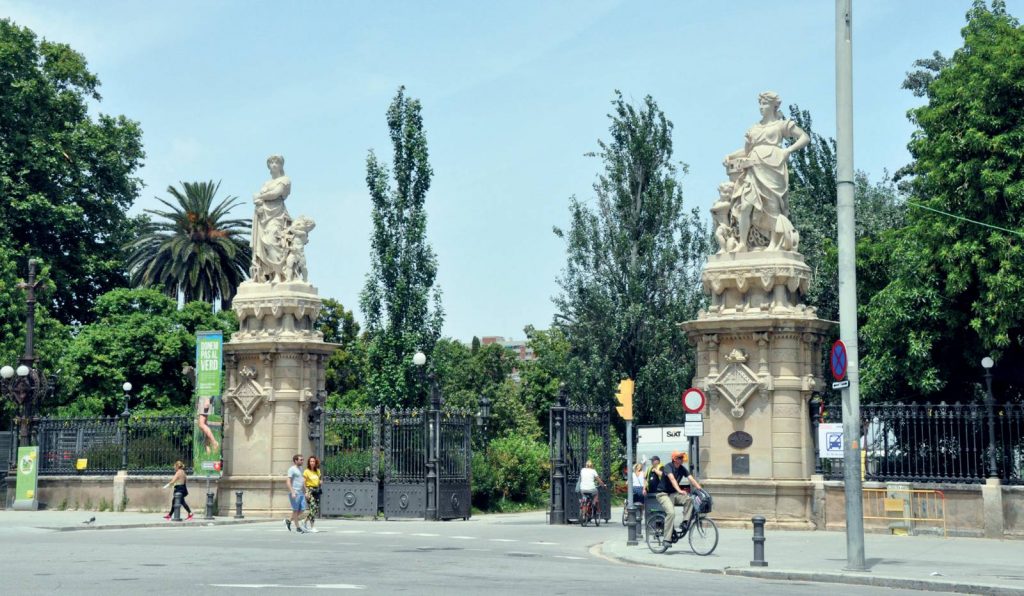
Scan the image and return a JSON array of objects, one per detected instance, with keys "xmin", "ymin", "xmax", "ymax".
[{"xmin": 908, "ymin": 201, "xmax": 1024, "ymax": 238}]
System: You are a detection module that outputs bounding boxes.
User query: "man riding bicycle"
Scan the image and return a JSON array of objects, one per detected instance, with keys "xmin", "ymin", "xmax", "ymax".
[
  {"xmin": 654, "ymin": 450, "xmax": 703, "ymax": 541},
  {"xmin": 578, "ymin": 459, "xmax": 604, "ymax": 512}
]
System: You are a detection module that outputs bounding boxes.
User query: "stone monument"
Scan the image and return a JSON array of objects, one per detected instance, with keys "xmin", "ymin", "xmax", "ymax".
[
  {"xmin": 681, "ymin": 92, "xmax": 833, "ymax": 528},
  {"xmin": 218, "ymin": 155, "xmax": 336, "ymax": 515}
]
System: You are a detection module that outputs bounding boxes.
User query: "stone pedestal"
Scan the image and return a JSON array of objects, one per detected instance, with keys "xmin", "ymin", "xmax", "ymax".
[
  {"xmin": 218, "ymin": 281, "xmax": 336, "ymax": 516},
  {"xmin": 682, "ymin": 250, "xmax": 834, "ymax": 527}
]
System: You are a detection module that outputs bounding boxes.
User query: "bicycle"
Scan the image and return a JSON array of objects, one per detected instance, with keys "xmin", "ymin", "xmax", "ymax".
[
  {"xmin": 578, "ymin": 491, "xmax": 602, "ymax": 527},
  {"xmin": 645, "ymin": 488, "xmax": 718, "ymax": 556}
]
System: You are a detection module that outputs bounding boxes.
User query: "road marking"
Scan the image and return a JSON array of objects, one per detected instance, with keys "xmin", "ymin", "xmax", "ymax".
[
  {"xmin": 411, "ymin": 532, "xmax": 439, "ymax": 537},
  {"xmin": 488, "ymin": 538, "xmax": 516, "ymax": 542},
  {"xmin": 449, "ymin": 535, "xmax": 476, "ymax": 540},
  {"xmin": 529, "ymin": 541, "xmax": 558, "ymax": 546},
  {"xmin": 553, "ymin": 555, "xmax": 586, "ymax": 560},
  {"xmin": 211, "ymin": 584, "xmax": 364, "ymax": 590},
  {"xmin": 373, "ymin": 531, "xmax": 400, "ymax": 535}
]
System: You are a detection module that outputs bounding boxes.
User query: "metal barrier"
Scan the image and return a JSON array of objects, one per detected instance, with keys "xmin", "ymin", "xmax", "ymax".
[{"xmin": 862, "ymin": 488, "xmax": 946, "ymax": 537}]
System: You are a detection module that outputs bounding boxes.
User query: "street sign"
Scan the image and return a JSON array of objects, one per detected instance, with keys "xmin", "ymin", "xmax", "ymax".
[
  {"xmin": 685, "ymin": 413, "xmax": 702, "ymax": 422},
  {"xmin": 683, "ymin": 420, "xmax": 704, "ymax": 437},
  {"xmin": 830, "ymin": 340, "xmax": 848, "ymax": 381},
  {"xmin": 682, "ymin": 387, "xmax": 706, "ymax": 413},
  {"xmin": 832, "ymin": 380, "xmax": 850, "ymax": 390},
  {"xmin": 818, "ymin": 423, "xmax": 844, "ymax": 459}
]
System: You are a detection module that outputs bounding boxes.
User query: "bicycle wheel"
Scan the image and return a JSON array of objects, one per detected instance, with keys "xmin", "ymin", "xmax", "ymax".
[
  {"xmin": 594, "ymin": 508, "xmax": 601, "ymax": 527},
  {"xmin": 688, "ymin": 515, "xmax": 719, "ymax": 556},
  {"xmin": 645, "ymin": 514, "xmax": 670, "ymax": 554},
  {"xmin": 621, "ymin": 504, "xmax": 627, "ymax": 526},
  {"xmin": 579, "ymin": 504, "xmax": 589, "ymax": 526}
]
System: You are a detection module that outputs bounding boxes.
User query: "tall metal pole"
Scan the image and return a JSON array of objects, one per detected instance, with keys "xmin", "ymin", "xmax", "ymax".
[
  {"xmin": 836, "ymin": 0, "xmax": 866, "ymax": 572},
  {"xmin": 983, "ymin": 367, "xmax": 998, "ymax": 478}
]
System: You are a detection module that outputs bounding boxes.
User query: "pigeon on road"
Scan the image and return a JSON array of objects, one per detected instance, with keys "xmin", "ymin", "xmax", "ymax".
[{"xmin": 82, "ymin": 517, "xmax": 96, "ymax": 525}]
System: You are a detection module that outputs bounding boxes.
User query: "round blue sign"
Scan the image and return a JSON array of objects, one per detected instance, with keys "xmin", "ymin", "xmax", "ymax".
[{"xmin": 830, "ymin": 340, "xmax": 848, "ymax": 381}]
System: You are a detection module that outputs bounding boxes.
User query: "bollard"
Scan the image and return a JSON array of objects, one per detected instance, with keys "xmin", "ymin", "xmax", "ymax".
[
  {"xmin": 234, "ymin": 491, "xmax": 244, "ymax": 519},
  {"xmin": 171, "ymin": 492, "xmax": 183, "ymax": 522},
  {"xmin": 751, "ymin": 515, "xmax": 767, "ymax": 567},
  {"xmin": 204, "ymin": 490, "xmax": 215, "ymax": 520},
  {"xmin": 626, "ymin": 503, "xmax": 639, "ymax": 546}
]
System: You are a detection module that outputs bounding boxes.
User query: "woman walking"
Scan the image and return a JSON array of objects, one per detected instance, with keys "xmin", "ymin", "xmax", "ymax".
[
  {"xmin": 303, "ymin": 456, "xmax": 322, "ymax": 532},
  {"xmin": 163, "ymin": 460, "xmax": 193, "ymax": 521}
]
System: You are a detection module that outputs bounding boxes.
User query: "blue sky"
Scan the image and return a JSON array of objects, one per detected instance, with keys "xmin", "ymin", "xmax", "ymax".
[{"xmin": 2, "ymin": 1, "xmax": 1014, "ymax": 341}]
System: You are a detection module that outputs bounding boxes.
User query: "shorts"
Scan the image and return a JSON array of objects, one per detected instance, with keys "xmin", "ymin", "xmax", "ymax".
[{"xmin": 289, "ymin": 491, "xmax": 307, "ymax": 512}]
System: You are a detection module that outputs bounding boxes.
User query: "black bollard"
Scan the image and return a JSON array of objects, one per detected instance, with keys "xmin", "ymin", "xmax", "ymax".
[
  {"xmin": 626, "ymin": 503, "xmax": 639, "ymax": 546},
  {"xmin": 234, "ymin": 490, "xmax": 244, "ymax": 519},
  {"xmin": 751, "ymin": 515, "xmax": 767, "ymax": 567},
  {"xmin": 171, "ymin": 492, "xmax": 183, "ymax": 522},
  {"xmin": 204, "ymin": 490, "xmax": 215, "ymax": 520}
]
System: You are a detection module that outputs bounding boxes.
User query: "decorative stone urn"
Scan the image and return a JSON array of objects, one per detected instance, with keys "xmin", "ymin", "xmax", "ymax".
[
  {"xmin": 680, "ymin": 92, "xmax": 834, "ymax": 529},
  {"xmin": 217, "ymin": 155, "xmax": 337, "ymax": 516}
]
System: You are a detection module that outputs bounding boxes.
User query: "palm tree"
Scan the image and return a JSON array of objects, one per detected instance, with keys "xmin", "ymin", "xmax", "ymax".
[{"xmin": 126, "ymin": 181, "xmax": 251, "ymax": 308}]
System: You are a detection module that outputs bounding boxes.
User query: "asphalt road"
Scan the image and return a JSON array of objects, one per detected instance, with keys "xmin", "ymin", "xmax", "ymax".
[{"xmin": 0, "ymin": 514, "xmax": 942, "ymax": 595}]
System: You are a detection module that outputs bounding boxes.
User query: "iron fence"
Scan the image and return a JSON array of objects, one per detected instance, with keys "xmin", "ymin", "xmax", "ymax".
[
  {"xmin": 812, "ymin": 402, "xmax": 1024, "ymax": 485},
  {"xmin": 35, "ymin": 415, "xmax": 193, "ymax": 476}
]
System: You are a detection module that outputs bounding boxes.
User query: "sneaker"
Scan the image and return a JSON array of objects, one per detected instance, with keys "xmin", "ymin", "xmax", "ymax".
[
  {"xmin": 186, "ymin": 513, "xmax": 194, "ymax": 521},
  {"xmin": 163, "ymin": 514, "xmax": 171, "ymax": 521},
  {"xmin": 296, "ymin": 527, "xmax": 306, "ymax": 534},
  {"xmin": 285, "ymin": 519, "xmax": 292, "ymax": 532}
]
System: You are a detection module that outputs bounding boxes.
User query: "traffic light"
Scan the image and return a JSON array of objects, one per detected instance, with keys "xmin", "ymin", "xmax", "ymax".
[{"xmin": 615, "ymin": 378, "xmax": 634, "ymax": 420}]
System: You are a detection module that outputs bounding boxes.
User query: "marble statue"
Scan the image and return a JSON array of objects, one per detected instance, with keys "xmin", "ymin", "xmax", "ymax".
[
  {"xmin": 720, "ymin": 92, "xmax": 809, "ymax": 252},
  {"xmin": 249, "ymin": 155, "xmax": 315, "ymax": 284}
]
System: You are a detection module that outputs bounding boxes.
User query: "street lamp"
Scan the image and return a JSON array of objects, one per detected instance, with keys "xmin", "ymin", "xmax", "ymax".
[
  {"xmin": 476, "ymin": 395, "xmax": 492, "ymax": 440},
  {"xmin": 413, "ymin": 350, "xmax": 427, "ymax": 405},
  {"xmin": 981, "ymin": 357, "xmax": 998, "ymax": 478},
  {"xmin": 120, "ymin": 382, "xmax": 133, "ymax": 470}
]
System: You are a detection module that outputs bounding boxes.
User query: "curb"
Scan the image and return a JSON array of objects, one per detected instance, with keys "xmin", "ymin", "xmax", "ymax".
[
  {"xmin": 49, "ymin": 518, "xmax": 276, "ymax": 532},
  {"xmin": 600, "ymin": 542, "xmax": 1024, "ymax": 596}
]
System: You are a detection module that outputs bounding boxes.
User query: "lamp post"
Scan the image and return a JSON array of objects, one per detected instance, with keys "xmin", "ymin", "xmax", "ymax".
[
  {"xmin": 120, "ymin": 382, "xmax": 133, "ymax": 471},
  {"xmin": 476, "ymin": 396, "xmax": 491, "ymax": 441},
  {"xmin": 413, "ymin": 350, "xmax": 427, "ymax": 404},
  {"xmin": 981, "ymin": 357, "xmax": 998, "ymax": 478},
  {"xmin": 1, "ymin": 259, "xmax": 50, "ymax": 463}
]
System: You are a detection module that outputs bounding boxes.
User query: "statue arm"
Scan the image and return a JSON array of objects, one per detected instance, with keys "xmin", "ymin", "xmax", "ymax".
[
  {"xmin": 253, "ymin": 177, "xmax": 292, "ymax": 203},
  {"xmin": 783, "ymin": 122, "xmax": 810, "ymax": 157}
]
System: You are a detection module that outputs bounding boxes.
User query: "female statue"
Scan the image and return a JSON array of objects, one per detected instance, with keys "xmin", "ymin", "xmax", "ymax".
[
  {"xmin": 723, "ymin": 92, "xmax": 809, "ymax": 252},
  {"xmin": 251, "ymin": 155, "xmax": 292, "ymax": 282}
]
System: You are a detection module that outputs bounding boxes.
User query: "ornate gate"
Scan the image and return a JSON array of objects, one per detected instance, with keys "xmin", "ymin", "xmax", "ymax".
[
  {"xmin": 436, "ymin": 411, "xmax": 472, "ymax": 520},
  {"xmin": 382, "ymin": 408, "xmax": 427, "ymax": 519},
  {"xmin": 549, "ymin": 389, "xmax": 611, "ymax": 524},
  {"xmin": 319, "ymin": 409, "xmax": 380, "ymax": 517}
]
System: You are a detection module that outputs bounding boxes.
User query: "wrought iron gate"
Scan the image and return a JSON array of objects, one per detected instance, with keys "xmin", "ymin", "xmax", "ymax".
[
  {"xmin": 315, "ymin": 402, "xmax": 472, "ymax": 520},
  {"xmin": 549, "ymin": 389, "xmax": 611, "ymax": 524},
  {"xmin": 319, "ymin": 409, "xmax": 380, "ymax": 517}
]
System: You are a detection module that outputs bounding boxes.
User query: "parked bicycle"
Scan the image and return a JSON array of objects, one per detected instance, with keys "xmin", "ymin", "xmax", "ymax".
[
  {"xmin": 645, "ymin": 487, "xmax": 718, "ymax": 555},
  {"xmin": 578, "ymin": 491, "xmax": 602, "ymax": 526}
]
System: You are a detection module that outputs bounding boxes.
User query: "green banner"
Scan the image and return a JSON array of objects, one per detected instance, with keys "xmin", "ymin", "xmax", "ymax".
[
  {"xmin": 194, "ymin": 331, "xmax": 223, "ymax": 478},
  {"xmin": 16, "ymin": 446, "xmax": 39, "ymax": 503}
]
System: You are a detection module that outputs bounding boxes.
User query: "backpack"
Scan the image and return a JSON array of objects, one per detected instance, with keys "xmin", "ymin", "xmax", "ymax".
[{"xmin": 646, "ymin": 465, "xmax": 663, "ymax": 493}]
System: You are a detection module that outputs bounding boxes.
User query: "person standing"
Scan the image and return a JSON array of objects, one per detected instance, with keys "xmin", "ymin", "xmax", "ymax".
[
  {"xmin": 163, "ymin": 460, "xmax": 193, "ymax": 521},
  {"xmin": 303, "ymin": 456, "xmax": 322, "ymax": 532},
  {"xmin": 285, "ymin": 454, "xmax": 307, "ymax": 533},
  {"xmin": 654, "ymin": 450, "xmax": 703, "ymax": 541}
]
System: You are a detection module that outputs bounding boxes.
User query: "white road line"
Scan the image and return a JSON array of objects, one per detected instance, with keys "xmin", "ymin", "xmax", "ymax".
[
  {"xmin": 449, "ymin": 535, "xmax": 476, "ymax": 540},
  {"xmin": 553, "ymin": 555, "xmax": 586, "ymax": 560},
  {"xmin": 411, "ymin": 532, "xmax": 439, "ymax": 537},
  {"xmin": 210, "ymin": 584, "xmax": 364, "ymax": 590},
  {"xmin": 488, "ymin": 538, "xmax": 516, "ymax": 542},
  {"xmin": 373, "ymin": 531, "xmax": 400, "ymax": 535},
  {"xmin": 529, "ymin": 541, "xmax": 558, "ymax": 546}
]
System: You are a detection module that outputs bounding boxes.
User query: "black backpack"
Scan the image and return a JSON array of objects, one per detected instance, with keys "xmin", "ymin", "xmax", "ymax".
[{"xmin": 646, "ymin": 466, "xmax": 662, "ymax": 493}]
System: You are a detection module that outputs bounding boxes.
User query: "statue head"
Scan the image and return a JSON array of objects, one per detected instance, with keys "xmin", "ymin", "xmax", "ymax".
[
  {"xmin": 717, "ymin": 181, "xmax": 735, "ymax": 200},
  {"xmin": 291, "ymin": 216, "xmax": 316, "ymax": 234},
  {"xmin": 758, "ymin": 91, "xmax": 783, "ymax": 119},
  {"xmin": 266, "ymin": 154, "xmax": 285, "ymax": 173}
]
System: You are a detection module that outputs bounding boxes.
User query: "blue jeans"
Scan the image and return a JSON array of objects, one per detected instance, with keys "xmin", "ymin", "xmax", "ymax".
[{"xmin": 289, "ymin": 491, "xmax": 307, "ymax": 512}]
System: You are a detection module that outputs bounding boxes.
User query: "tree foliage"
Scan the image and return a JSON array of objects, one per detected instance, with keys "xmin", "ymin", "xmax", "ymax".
[
  {"xmin": 126, "ymin": 181, "xmax": 251, "ymax": 307},
  {"xmin": 0, "ymin": 19, "xmax": 145, "ymax": 324},
  {"xmin": 553, "ymin": 92, "xmax": 709, "ymax": 423},
  {"xmin": 360, "ymin": 87, "xmax": 444, "ymax": 408},
  {"xmin": 861, "ymin": 0, "xmax": 1024, "ymax": 403},
  {"xmin": 54, "ymin": 288, "xmax": 236, "ymax": 417},
  {"xmin": 316, "ymin": 298, "xmax": 365, "ymax": 408}
]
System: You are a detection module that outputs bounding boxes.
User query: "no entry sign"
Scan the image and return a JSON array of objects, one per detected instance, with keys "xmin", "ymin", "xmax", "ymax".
[
  {"xmin": 830, "ymin": 340, "xmax": 848, "ymax": 381},
  {"xmin": 681, "ymin": 387, "xmax": 706, "ymax": 414}
]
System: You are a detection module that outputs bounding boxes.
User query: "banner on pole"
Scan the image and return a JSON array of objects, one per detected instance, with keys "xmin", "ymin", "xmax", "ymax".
[
  {"xmin": 15, "ymin": 446, "xmax": 39, "ymax": 507},
  {"xmin": 194, "ymin": 331, "xmax": 224, "ymax": 478}
]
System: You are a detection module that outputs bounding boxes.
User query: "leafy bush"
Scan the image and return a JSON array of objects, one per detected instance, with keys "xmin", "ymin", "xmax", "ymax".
[{"xmin": 472, "ymin": 435, "xmax": 549, "ymax": 511}]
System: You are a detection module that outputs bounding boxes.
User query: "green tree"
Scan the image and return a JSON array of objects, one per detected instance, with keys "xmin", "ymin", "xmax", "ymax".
[
  {"xmin": 54, "ymin": 288, "xmax": 236, "ymax": 416},
  {"xmin": 553, "ymin": 92, "xmax": 709, "ymax": 424},
  {"xmin": 315, "ymin": 298, "xmax": 365, "ymax": 408},
  {"xmin": 126, "ymin": 181, "xmax": 251, "ymax": 308},
  {"xmin": 517, "ymin": 325, "xmax": 571, "ymax": 434},
  {"xmin": 360, "ymin": 87, "xmax": 444, "ymax": 408},
  {"xmin": 0, "ymin": 19, "xmax": 145, "ymax": 324},
  {"xmin": 861, "ymin": 0, "xmax": 1024, "ymax": 403}
]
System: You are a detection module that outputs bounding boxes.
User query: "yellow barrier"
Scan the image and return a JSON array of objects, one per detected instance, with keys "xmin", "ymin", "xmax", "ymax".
[{"xmin": 862, "ymin": 488, "xmax": 946, "ymax": 537}]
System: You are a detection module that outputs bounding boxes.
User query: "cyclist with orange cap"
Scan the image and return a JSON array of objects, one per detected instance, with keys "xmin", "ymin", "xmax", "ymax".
[{"xmin": 655, "ymin": 450, "xmax": 703, "ymax": 541}]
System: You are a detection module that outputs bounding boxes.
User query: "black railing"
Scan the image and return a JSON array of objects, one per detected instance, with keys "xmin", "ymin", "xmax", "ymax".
[
  {"xmin": 35, "ymin": 415, "xmax": 193, "ymax": 476},
  {"xmin": 812, "ymin": 402, "xmax": 1024, "ymax": 485}
]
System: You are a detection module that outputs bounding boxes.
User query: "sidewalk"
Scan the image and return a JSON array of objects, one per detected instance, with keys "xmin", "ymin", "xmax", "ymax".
[
  {"xmin": 0, "ymin": 510, "xmax": 273, "ymax": 531},
  {"xmin": 602, "ymin": 525, "xmax": 1024, "ymax": 595}
]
